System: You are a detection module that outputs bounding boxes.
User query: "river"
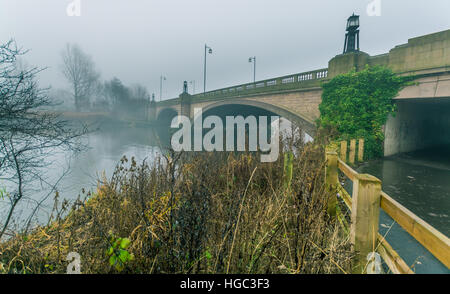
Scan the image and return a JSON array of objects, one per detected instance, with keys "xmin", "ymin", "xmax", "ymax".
[{"xmin": 0, "ymin": 124, "xmax": 162, "ymax": 227}]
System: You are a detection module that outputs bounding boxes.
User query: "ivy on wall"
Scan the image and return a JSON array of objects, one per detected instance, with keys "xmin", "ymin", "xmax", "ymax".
[{"xmin": 318, "ymin": 65, "xmax": 410, "ymax": 159}]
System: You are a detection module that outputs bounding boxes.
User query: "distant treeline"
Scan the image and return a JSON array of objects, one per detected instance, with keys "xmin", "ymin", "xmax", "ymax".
[{"xmin": 54, "ymin": 43, "xmax": 151, "ymax": 120}]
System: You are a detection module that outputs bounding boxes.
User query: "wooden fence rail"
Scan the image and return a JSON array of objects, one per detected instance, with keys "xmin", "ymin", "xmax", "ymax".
[
  {"xmin": 380, "ymin": 191, "xmax": 450, "ymax": 268},
  {"xmin": 338, "ymin": 139, "xmax": 365, "ymax": 164},
  {"xmin": 325, "ymin": 145, "xmax": 450, "ymax": 274}
]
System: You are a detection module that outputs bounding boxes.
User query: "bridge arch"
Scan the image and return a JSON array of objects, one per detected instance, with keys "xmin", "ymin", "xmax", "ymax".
[
  {"xmin": 198, "ymin": 99, "xmax": 316, "ymax": 136},
  {"xmin": 157, "ymin": 107, "xmax": 179, "ymax": 127}
]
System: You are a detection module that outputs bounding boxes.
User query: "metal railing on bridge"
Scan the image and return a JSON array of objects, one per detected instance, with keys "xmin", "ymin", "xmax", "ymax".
[{"xmin": 195, "ymin": 68, "xmax": 328, "ymax": 99}]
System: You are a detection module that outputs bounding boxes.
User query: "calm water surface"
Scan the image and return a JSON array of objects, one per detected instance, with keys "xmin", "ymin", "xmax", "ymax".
[
  {"xmin": 0, "ymin": 125, "xmax": 162, "ymax": 226},
  {"xmin": 357, "ymin": 147, "xmax": 450, "ymax": 273}
]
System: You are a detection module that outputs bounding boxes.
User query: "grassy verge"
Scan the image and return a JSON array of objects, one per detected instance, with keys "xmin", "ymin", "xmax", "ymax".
[{"xmin": 0, "ymin": 139, "xmax": 352, "ymax": 274}]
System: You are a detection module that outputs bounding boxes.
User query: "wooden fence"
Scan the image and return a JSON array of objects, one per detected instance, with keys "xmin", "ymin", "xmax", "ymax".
[
  {"xmin": 326, "ymin": 139, "xmax": 450, "ymax": 274},
  {"xmin": 339, "ymin": 138, "xmax": 365, "ymax": 164}
]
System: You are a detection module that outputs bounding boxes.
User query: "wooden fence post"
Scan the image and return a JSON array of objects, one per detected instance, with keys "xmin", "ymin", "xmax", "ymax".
[
  {"xmin": 358, "ymin": 139, "xmax": 365, "ymax": 162},
  {"xmin": 340, "ymin": 141, "xmax": 347, "ymax": 162},
  {"xmin": 350, "ymin": 174, "xmax": 382, "ymax": 274},
  {"xmin": 325, "ymin": 150, "xmax": 338, "ymax": 217},
  {"xmin": 349, "ymin": 139, "xmax": 356, "ymax": 165}
]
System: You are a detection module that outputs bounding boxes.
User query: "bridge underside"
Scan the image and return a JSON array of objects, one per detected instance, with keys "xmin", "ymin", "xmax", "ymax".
[
  {"xmin": 156, "ymin": 97, "xmax": 318, "ymax": 136},
  {"xmin": 157, "ymin": 107, "xmax": 179, "ymax": 127},
  {"xmin": 197, "ymin": 100, "xmax": 317, "ymax": 136},
  {"xmin": 384, "ymin": 98, "xmax": 450, "ymax": 156}
]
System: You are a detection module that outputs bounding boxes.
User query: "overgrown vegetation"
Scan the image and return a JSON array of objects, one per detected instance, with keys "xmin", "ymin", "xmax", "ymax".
[
  {"xmin": 0, "ymin": 138, "xmax": 353, "ymax": 274},
  {"xmin": 318, "ymin": 65, "xmax": 410, "ymax": 159}
]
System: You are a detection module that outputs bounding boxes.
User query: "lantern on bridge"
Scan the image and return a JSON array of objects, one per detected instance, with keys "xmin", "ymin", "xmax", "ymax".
[{"xmin": 343, "ymin": 13, "xmax": 360, "ymax": 54}]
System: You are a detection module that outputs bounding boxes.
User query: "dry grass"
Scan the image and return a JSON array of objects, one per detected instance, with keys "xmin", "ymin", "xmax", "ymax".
[{"xmin": 0, "ymin": 138, "xmax": 353, "ymax": 274}]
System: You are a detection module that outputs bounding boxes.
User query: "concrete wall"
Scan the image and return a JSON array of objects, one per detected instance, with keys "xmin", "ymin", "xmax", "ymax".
[
  {"xmin": 329, "ymin": 29, "xmax": 450, "ymax": 78},
  {"xmin": 328, "ymin": 51, "xmax": 370, "ymax": 78},
  {"xmin": 396, "ymin": 72, "xmax": 450, "ymax": 100},
  {"xmin": 384, "ymin": 99, "xmax": 450, "ymax": 156},
  {"xmin": 387, "ymin": 30, "xmax": 450, "ymax": 74}
]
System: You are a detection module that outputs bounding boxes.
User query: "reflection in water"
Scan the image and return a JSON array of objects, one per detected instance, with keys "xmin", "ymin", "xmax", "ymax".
[{"xmin": 57, "ymin": 126, "xmax": 163, "ymax": 199}]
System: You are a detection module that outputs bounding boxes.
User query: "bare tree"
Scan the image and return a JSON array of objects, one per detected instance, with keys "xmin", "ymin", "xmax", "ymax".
[
  {"xmin": 60, "ymin": 43, "xmax": 100, "ymax": 111},
  {"xmin": 130, "ymin": 84, "xmax": 149, "ymax": 101},
  {"xmin": 0, "ymin": 40, "xmax": 87, "ymax": 239}
]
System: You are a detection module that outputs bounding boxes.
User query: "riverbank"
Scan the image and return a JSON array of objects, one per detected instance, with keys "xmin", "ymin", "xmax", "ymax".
[
  {"xmin": 0, "ymin": 142, "xmax": 352, "ymax": 274},
  {"xmin": 59, "ymin": 111, "xmax": 162, "ymax": 129}
]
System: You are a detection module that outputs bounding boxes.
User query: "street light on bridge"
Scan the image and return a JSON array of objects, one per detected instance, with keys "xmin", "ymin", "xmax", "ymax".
[
  {"xmin": 160, "ymin": 75, "xmax": 167, "ymax": 101},
  {"xmin": 343, "ymin": 13, "xmax": 360, "ymax": 53},
  {"xmin": 249, "ymin": 56, "xmax": 256, "ymax": 83},
  {"xmin": 204, "ymin": 44, "xmax": 213, "ymax": 94}
]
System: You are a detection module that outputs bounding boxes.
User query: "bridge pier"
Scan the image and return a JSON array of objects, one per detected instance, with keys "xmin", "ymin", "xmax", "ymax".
[
  {"xmin": 147, "ymin": 98, "xmax": 157, "ymax": 121},
  {"xmin": 180, "ymin": 91, "xmax": 193, "ymax": 119}
]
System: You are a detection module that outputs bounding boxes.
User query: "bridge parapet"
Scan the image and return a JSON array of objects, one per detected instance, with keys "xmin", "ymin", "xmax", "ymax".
[{"xmin": 193, "ymin": 68, "xmax": 328, "ymax": 101}]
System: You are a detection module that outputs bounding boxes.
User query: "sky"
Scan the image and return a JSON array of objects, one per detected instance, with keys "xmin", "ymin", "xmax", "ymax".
[{"xmin": 1, "ymin": 0, "xmax": 450, "ymax": 100}]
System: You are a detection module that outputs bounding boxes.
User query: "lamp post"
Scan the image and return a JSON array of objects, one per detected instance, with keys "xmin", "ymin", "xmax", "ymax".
[
  {"xmin": 343, "ymin": 13, "xmax": 360, "ymax": 53},
  {"xmin": 189, "ymin": 80, "xmax": 196, "ymax": 95},
  {"xmin": 204, "ymin": 44, "xmax": 213, "ymax": 94},
  {"xmin": 160, "ymin": 75, "xmax": 166, "ymax": 101},
  {"xmin": 248, "ymin": 56, "xmax": 256, "ymax": 83}
]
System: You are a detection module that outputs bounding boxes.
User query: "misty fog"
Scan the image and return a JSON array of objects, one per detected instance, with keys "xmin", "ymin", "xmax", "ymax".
[{"xmin": 2, "ymin": 0, "xmax": 450, "ymax": 101}]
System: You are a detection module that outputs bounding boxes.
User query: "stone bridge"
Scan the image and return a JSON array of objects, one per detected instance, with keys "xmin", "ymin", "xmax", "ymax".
[
  {"xmin": 153, "ymin": 68, "xmax": 327, "ymax": 136},
  {"xmin": 149, "ymin": 29, "xmax": 450, "ymax": 156}
]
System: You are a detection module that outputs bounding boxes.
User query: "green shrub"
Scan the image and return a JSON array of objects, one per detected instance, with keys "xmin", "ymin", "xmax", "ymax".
[{"xmin": 318, "ymin": 65, "xmax": 410, "ymax": 159}]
